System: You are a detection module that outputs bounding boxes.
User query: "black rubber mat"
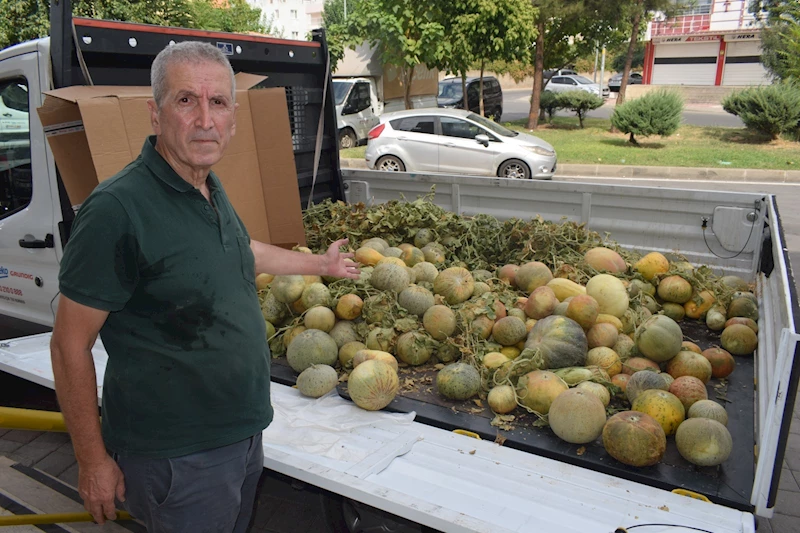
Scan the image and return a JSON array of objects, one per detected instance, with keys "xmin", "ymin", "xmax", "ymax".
[{"xmin": 272, "ymin": 318, "xmax": 755, "ymax": 512}]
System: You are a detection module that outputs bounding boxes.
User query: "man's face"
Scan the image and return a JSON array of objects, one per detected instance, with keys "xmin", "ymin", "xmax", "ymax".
[{"xmin": 148, "ymin": 61, "xmax": 237, "ymax": 172}]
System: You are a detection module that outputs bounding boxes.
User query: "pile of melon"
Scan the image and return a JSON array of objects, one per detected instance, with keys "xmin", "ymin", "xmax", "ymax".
[{"xmin": 257, "ymin": 197, "xmax": 758, "ymax": 470}]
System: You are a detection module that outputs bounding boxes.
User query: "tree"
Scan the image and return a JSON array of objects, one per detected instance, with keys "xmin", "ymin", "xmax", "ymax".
[
  {"xmin": 611, "ymin": 42, "xmax": 645, "ymax": 73},
  {"xmin": 616, "ymin": 0, "xmax": 679, "ymax": 106},
  {"xmin": 0, "ymin": 0, "xmax": 268, "ymax": 50},
  {"xmin": 750, "ymin": 0, "xmax": 800, "ymax": 80},
  {"xmin": 191, "ymin": 0, "xmax": 267, "ymax": 35},
  {"xmin": 557, "ymin": 90, "xmax": 604, "ymax": 128},
  {"xmin": 610, "ymin": 89, "xmax": 682, "ymax": 145},
  {"xmin": 322, "ymin": 0, "xmax": 363, "ymax": 68},
  {"xmin": 348, "ymin": 0, "xmax": 448, "ymax": 109},
  {"xmin": 526, "ymin": 0, "xmax": 627, "ymax": 129},
  {"xmin": 441, "ymin": 0, "xmax": 536, "ymax": 116}
]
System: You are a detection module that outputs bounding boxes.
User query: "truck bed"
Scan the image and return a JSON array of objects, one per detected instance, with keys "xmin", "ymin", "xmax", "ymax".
[{"xmin": 0, "ymin": 333, "xmax": 756, "ymax": 533}]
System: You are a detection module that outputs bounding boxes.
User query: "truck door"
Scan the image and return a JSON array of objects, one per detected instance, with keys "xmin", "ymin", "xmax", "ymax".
[
  {"xmin": 344, "ymin": 82, "xmax": 377, "ymax": 142},
  {"xmin": 0, "ymin": 50, "xmax": 60, "ymax": 327}
]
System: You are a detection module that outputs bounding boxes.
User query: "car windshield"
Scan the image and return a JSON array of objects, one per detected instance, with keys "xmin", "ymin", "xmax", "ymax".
[
  {"xmin": 438, "ymin": 82, "xmax": 463, "ymax": 100},
  {"xmin": 333, "ymin": 81, "xmax": 353, "ymax": 105},
  {"xmin": 574, "ymin": 76, "xmax": 595, "ymax": 85},
  {"xmin": 466, "ymin": 113, "xmax": 516, "ymax": 137}
]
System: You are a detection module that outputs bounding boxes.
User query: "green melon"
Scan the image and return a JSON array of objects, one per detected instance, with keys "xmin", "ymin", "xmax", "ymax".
[
  {"xmin": 296, "ymin": 365, "xmax": 339, "ymax": 398},
  {"xmin": 436, "ymin": 363, "xmax": 481, "ymax": 400},
  {"xmin": 398, "ymin": 285, "xmax": 436, "ymax": 316},
  {"xmin": 271, "ymin": 275, "xmax": 306, "ymax": 303},
  {"xmin": 634, "ymin": 314, "xmax": 682, "ymax": 363},
  {"xmin": 286, "ymin": 329, "xmax": 339, "ymax": 373},
  {"xmin": 370, "ymin": 262, "xmax": 411, "ymax": 293}
]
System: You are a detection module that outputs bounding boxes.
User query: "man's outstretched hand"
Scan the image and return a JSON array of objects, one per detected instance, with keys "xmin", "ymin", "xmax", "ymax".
[{"xmin": 323, "ymin": 238, "xmax": 360, "ymax": 280}]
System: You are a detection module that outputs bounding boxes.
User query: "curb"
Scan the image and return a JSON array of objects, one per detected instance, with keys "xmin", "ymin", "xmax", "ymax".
[{"xmin": 340, "ymin": 159, "xmax": 800, "ymax": 183}]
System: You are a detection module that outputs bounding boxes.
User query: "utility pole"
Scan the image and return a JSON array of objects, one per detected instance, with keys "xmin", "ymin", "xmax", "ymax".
[
  {"xmin": 344, "ymin": 0, "xmax": 347, "ymax": 20},
  {"xmin": 599, "ymin": 45, "xmax": 607, "ymax": 96},
  {"xmin": 593, "ymin": 43, "xmax": 599, "ymax": 83}
]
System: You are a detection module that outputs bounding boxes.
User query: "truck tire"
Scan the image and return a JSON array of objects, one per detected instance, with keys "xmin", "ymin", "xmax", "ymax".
[
  {"xmin": 376, "ymin": 155, "xmax": 405, "ymax": 172},
  {"xmin": 498, "ymin": 159, "xmax": 531, "ymax": 179},
  {"xmin": 339, "ymin": 129, "xmax": 357, "ymax": 150}
]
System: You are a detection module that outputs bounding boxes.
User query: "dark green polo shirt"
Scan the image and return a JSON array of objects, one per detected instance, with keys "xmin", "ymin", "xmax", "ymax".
[{"xmin": 59, "ymin": 136, "xmax": 272, "ymax": 458}]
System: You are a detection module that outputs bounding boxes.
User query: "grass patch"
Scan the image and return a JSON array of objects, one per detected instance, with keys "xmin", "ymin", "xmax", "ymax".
[
  {"xmin": 504, "ymin": 117, "xmax": 799, "ymax": 170},
  {"xmin": 337, "ymin": 117, "xmax": 800, "ymax": 170},
  {"xmin": 340, "ymin": 146, "xmax": 366, "ymax": 159}
]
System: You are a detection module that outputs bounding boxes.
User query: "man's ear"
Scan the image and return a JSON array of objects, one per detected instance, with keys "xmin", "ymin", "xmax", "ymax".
[
  {"xmin": 147, "ymin": 99, "xmax": 161, "ymax": 135},
  {"xmin": 230, "ymin": 101, "xmax": 239, "ymax": 137}
]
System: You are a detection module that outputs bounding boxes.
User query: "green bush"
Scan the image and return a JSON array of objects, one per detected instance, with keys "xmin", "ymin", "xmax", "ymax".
[
  {"xmin": 722, "ymin": 82, "xmax": 800, "ymax": 140},
  {"xmin": 539, "ymin": 90, "xmax": 563, "ymax": 123},
  {"xmin": 556, "ymin": 90, "xmax": 604, "ymax": 128},
  {"xmin": 610, "ymin": 89, "xmax": 683, "ymax": 146}
]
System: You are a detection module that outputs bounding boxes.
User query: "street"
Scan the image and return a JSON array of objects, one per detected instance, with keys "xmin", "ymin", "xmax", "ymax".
[{"xmin": 501, "ymin": 87, "xmax": 746, "ymax": 128}]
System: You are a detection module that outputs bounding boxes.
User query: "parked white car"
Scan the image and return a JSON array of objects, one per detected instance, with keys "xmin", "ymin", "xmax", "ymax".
[
  {"xmin": 545, "ymin": 74, "xmax": 609, "ymax": 98},
  {"xmin": 365, "ymin": 108, "xmax": 557, "ymax": 180}
]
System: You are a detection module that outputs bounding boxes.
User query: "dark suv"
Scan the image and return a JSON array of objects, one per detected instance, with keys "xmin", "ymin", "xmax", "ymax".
[{"xmin": 437, "ymin": 76, "xmax": 503, "ymax": 121}]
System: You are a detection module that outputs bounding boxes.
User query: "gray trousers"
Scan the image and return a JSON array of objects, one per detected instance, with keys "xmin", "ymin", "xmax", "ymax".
[{"xmin": 115, "ymin": 433, "xmax": 264, "ymax": 533}]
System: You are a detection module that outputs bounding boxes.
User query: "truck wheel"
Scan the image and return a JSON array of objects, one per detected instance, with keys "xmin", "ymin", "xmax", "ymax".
[
  {"xmin": 339, "ymin": 129, "xmax": 357, "ymax": 150},
  {"xmin": 490, "ymin": 107, "xmax": 502, "ymax": 122},
  {"xmin": 376, "ymin": 155, "xmax": 405, "ymax": 172},
  {"xmin": 498, "ymin": 159, "xmax": 531, "ymax": 179}
]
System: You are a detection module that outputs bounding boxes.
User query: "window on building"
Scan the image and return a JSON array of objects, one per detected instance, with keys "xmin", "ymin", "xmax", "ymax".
[
  {"xmin": 292, "ymin": 31, "xmax": 299, "ymax": 38},
  {"xmin": 274, "ymin": 9, "xmax": 279, "ymax": 17},
  {"xmin": 0, "ymin": 78, "xmax": 32, "ymax": 218},
  {"xmin": 290, "ymin": 9, "xmax": 297, "ymax": 18},
  {"xmin": 679, "ymin": 0, "xmax": 712, "ymax": 15}
]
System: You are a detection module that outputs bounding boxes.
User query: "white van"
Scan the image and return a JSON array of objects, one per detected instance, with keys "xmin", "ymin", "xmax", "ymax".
[{"xmin": 333, "ymin": 77, "xmax": 380, "ymax": 149}]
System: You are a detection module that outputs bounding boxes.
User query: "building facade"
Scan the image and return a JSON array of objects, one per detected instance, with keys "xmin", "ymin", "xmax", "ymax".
[
  {"xmin": 247, "ymin": 0, "xmax": 324, "ymax": 40},
  {"xmin": 643, "ymin": 0, "xmax": 772, "ymax": 86}
]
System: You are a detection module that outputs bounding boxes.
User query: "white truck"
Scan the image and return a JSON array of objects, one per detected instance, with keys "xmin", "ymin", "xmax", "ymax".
[
  {"xmin": 333, "ymin": 42, "xmax": 439, "ymax": 149},
  {"xmin": 0, "ymin": 7, "xmax": 797, "ymax": 533}
]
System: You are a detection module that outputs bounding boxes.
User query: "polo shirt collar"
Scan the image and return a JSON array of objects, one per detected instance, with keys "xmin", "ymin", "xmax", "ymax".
[{"xmin": 142, "ymin": 136, "xmax": 198, "ymax": 193}]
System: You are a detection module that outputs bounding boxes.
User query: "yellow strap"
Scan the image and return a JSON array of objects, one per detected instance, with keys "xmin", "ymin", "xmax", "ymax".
[
  {"xmin": 453, "ymin": 429, "xmax": 481, "ymax": 440},
  {"xmin": 0, "ymin": 511, "xmax": 133, "ymax": 526},
  {"xmin": 672, "ymin": 488, "xmax": 711, "ymax": 502}
]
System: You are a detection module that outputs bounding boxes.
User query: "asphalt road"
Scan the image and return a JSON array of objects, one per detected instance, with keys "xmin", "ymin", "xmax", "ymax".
[{"xmin": 501, "ymin": 87, "xmax": 745, "ymax": 128}]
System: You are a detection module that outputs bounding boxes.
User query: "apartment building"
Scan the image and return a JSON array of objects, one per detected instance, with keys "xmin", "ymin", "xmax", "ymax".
[
  {"xmin": 643, "ymin": 0, "xmax": 772, "ymax": 86},
  {"xmin": 247, "ymin": 0, "xmax": 324, "ymax": 40}
]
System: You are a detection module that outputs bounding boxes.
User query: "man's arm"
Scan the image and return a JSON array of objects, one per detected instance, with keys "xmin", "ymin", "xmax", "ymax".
[
  {"xmin": 51, "ymin": 296, "xmax": 125, "ymax": 524},
  {"xmin": 250, "ymin": 238, "xmax": 360, "ymax": 279}
]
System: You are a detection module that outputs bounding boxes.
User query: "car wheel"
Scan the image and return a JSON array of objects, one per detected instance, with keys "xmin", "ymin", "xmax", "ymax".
[
  {"xmin": 490, "ymin": 107, "xmax": 503, "ymax": 122},
  {"xmin": 498, "ymin": 159, "xmax": 531, "ymax": 179},
  {"xmin": 338, "ymin": 129, "xmax": 357, "ymax": 150},
  {"xmin": 376, "ymin": 155, "xmax": 405, "ymax": 172}
]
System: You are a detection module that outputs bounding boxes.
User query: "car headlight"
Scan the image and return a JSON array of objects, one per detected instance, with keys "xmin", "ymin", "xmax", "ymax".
[{"xmin": 524, "ymin": 145, "xmax": 555, "ymax": 157}]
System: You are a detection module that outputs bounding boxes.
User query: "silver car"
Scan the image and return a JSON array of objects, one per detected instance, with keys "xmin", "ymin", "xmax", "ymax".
[
  {"xmin": 545, "ymin": 74, "xmax": 609, "ymax": 98},
  {"xmin": 365, "ymin": 109, "xmax": 557, "ymax": 180}
]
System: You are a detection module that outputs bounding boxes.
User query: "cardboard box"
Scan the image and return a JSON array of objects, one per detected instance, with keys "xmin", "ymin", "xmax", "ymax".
[{"xmin": 36, "ymin": 74, "xmax": 305, "ymax": 246}]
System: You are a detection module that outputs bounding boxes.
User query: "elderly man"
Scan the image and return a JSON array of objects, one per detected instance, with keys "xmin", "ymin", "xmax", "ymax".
[{"xmin": 50, "ymin": 41, "xmax": 358, "ymax": 532}]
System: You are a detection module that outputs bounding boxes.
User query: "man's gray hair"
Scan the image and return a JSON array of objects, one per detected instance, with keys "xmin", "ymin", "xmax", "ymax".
[{"xmin": 151, "ymin": 41, "xmax": 236, "ymax": 108}]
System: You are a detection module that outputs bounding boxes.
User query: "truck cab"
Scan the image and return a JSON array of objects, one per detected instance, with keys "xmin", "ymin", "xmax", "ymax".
[
  {"xmin": 332, "ymin": 77, "xmax": 380, "ymax": 149},
  {"xmin": 0, "ymin": 39, "xmax": 63, "ymax": 329}
]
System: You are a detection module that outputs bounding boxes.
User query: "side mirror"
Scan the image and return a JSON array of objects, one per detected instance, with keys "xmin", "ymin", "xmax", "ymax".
[{"xmin": 475, "ymin": 134, "xmax": 490, "ymax": 146}]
